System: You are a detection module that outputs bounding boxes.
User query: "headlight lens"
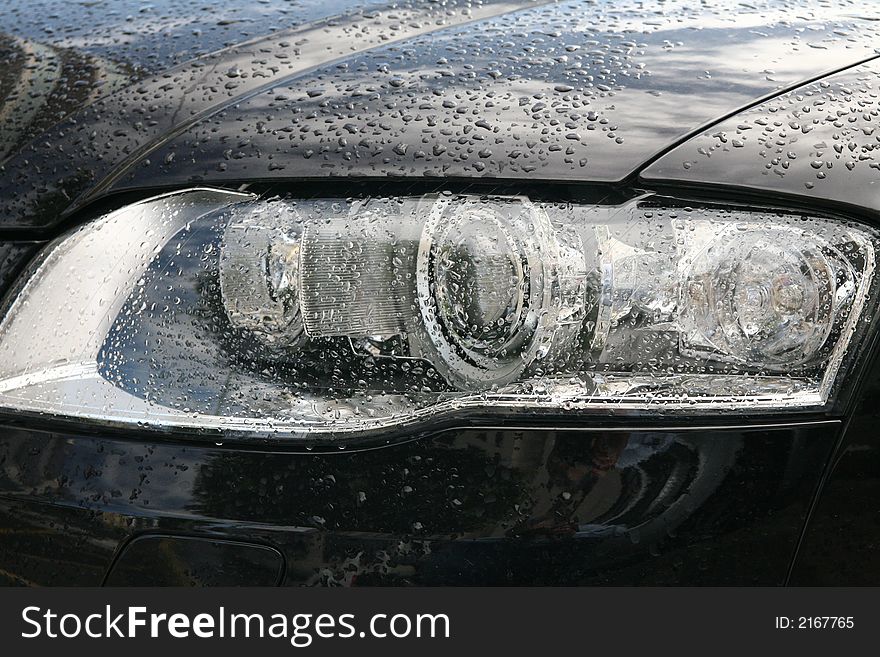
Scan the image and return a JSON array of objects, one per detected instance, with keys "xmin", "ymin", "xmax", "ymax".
[
  {"xmin": 413, "ymin": 196, "xmax": 587, "ymax": 390},
  {"xmin": 681, "ymin": 226, "xmax": 850, "ymax": 368},
  {"xmin": 0, "ymin": 188, "xmax": 876, "ymax": 440}
]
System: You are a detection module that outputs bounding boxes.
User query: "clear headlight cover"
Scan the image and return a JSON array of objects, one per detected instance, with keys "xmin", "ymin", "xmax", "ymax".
[{"xmin": 0, "ymin": 188, "xmax": 876, "ymax": 440}]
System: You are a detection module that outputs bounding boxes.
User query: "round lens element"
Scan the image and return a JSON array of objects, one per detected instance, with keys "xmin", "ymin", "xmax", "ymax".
[
  {"xmin": 432, "ymin": 209, "xmax": 529, "ymax": 356},
  {"xmin": 413, "ymin": 196, "xmax": 586, "ymax": 390},
  {"xmin": 683, "ymin": 227, "xmax": 852, "ymax": 368}
]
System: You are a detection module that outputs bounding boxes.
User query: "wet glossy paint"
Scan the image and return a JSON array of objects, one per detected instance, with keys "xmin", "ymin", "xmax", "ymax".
[
  {"xmin": 642, "ymin": 62, "xmax": 880, "ymax": 215},
  {"xmin": 0, "ymin": 423, "xmax": 838, "ymax": 585},
  {"xmin": 2, "ymin": 1, "xmax": 880, "ymax": 231}
]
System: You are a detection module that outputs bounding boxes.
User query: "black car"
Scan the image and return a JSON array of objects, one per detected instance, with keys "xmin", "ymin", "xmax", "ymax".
[{"xmin": 1, "ymin": 0, "xmax": 879, "ymax": 586}]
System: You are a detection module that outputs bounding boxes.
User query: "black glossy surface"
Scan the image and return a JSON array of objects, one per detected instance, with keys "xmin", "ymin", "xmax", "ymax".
[
  {"xmin": 105, "ymin": 535, "xmax": 285, "ymax": 586},
  {"xmin": 0, "ymin": 0, "xmax": 396, "ymax": 79},
  {"xmin": 115, "ymin": 5, "xmax": 878, "ymax": 191},
  {"xmin": 0, "ymin": 0, "xmax": 543, "ymax": 232},
  {"xmin": 0, "ymin": 422, "xmax": 837, "ymax": 585},
  {"xmin": 0, "ymin": 243, "xmax": 40, "ymax": 297},
  {"xmin": 789, "ymin": 352, "xmax": 880, "ymax": 585},
  {"xmin": 3, "ymin": 1, "xmax": 880, "ymax": 232},
  {"xmin": 642, "ymin": 61, "xmax": 880, "ymax": 216}
]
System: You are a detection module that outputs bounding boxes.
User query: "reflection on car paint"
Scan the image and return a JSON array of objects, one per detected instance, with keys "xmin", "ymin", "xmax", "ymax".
[{"xmin": 0, "ymin": 423, "xmax": 835, "ymax": 585}]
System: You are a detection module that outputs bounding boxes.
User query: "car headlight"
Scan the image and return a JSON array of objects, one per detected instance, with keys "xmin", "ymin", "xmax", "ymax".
[{"xmin": 0, "ymin": 188, "xmax": 876, "ymax": 441}]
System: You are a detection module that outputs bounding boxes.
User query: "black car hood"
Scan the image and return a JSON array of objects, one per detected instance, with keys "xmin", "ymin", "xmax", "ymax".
[{"xmin": 2, "ymin": 0, "xmax": 880, "ymax": 231}]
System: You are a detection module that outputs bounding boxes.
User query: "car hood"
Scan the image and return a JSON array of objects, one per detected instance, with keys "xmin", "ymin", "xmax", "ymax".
[{"xmin": 2, "ymin": 0, "xmax": 880, "ymax": 231}]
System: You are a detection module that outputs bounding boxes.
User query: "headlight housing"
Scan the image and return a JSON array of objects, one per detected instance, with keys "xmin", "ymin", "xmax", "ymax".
[{"xmin": 0, "ymin": 188, "xmax": 876, "ymax": 441}]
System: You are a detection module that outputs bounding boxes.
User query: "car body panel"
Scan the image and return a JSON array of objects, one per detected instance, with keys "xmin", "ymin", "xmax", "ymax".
[
  {"xmin": 0, "ymin": 422, "xmax": 838, "ymax": 585},
  {"xmin": 2, "ymin": 1, "xmax": 880, "ymax": 231},
  {"xmin": 110, "ymin": 5, "xmax": 880, "ymax": 193},
  {"xmin": 789, "ymin": 346, "xmax": 880, "ymax": 585},
  {"xmin": 641, "ymin": 61, "xmax": 880, "ymax": 215}
]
